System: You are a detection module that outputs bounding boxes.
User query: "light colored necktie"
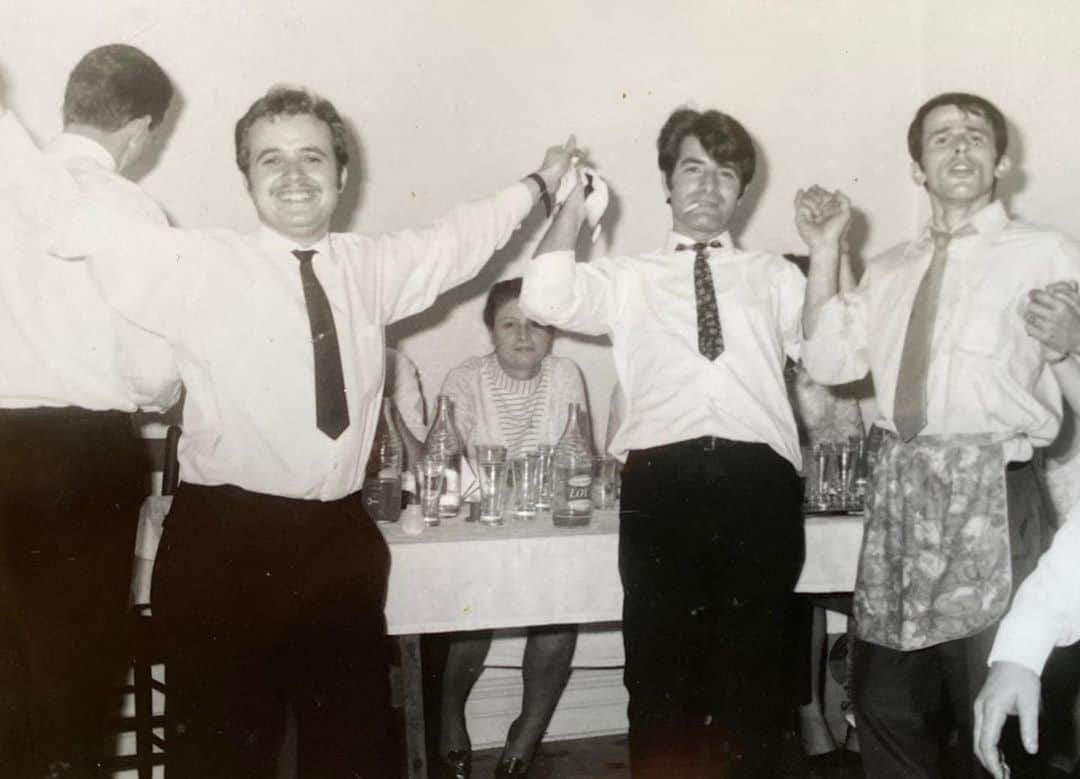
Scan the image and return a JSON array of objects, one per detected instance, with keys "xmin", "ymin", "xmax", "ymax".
[
  {"xmin": 893, "ymin": 226, "xmax": 973, "ymax": 441},
  {"xmin": 293, "ymin": 249, "xmax": 350, "ymax": 439},
  {"xmin": 676, "ymin": 240, "xmax": 724, "ymax": 359}
]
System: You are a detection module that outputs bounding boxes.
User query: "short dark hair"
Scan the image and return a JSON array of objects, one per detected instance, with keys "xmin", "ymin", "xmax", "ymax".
[
  {"xmin": 62, "ymin": 44, "xmax": 172, "ymax": 131},
  {"xmin": 483, "ymin": 278, "xmax": 523, "ymax": 329},
  {"xmin": 234, "ymin": 86, "xmax": 349, "ymax": 182},
  {"xmin": 907, "ymin": 92, "xmax": 1008, "ymax": 164},
  {"xmin": 657, "ymin": 108, "xmax": 756, "ymax": 195}
]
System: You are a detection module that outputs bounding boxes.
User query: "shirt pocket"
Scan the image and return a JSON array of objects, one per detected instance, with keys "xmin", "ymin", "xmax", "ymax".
[{"xmin": 953, "ymin": 288, "xmax": 1017, "ymax": 359}]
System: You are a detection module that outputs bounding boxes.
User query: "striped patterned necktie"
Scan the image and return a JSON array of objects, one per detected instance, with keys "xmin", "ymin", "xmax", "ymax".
[{"xmin": 676, "ymin": 240, "xmax": 725, "ymax": 359}]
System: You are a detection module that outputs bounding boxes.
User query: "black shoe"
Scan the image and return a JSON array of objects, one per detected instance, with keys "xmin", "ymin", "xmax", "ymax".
[
  {"xmin": 439, "ymin": 749, "xmax": 471, "ymax": 779},
  {"xmin": 494, "ymin": 756, "xmax": 529, "ymax": 777}
]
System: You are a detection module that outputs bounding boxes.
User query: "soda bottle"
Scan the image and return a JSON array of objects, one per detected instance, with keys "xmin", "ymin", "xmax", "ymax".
[
  {"xmin": 362, "ymin": 398, "xmax": 403, "ymax": 523},
  {"xmin": 423, "ymin": 394, "xmax": 463, "ymax": 517},
  {"xmin": 552, "ymin": 402, "xmax": 593, "ymax": 527}
]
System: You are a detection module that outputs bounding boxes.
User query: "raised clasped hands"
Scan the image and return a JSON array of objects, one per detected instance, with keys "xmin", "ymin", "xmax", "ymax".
[
  {"xmin": 538, "ymin": 135, "xmax": 579, "ymax": 197},
  {"xmin": 795, "ymin": 185, "xmax": 851, "ymax": 253},
  {"xmin": 1024, "ymin": 279, "xmax": 1080, "ymax": 360}
]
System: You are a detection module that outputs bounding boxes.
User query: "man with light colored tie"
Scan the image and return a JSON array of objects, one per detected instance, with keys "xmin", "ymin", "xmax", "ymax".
[
  {"xmin": 799, "ymin": 92, "xmax": 1080, "ymax": 778},
  {"xmin": 3, "ymin": 85, "xmax": 574, "ymax": 778},
  {"xmin": 522, "ymin": 108, "xmax": 807, "ymax": 778}
]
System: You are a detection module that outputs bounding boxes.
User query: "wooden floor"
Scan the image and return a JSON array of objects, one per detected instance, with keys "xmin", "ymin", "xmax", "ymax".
[{"xmin": 470, "ymin": 735, "xmax": 866, "ymax": 779}]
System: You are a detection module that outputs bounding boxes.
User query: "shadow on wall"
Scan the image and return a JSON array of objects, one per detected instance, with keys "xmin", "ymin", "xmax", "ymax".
[
  {"xmin": 331, "ymin": 115, "xmax": 366, "ymax": 233},
  {"xmin": 995, "ymin": 117, "xmax": 1025, "ymax": 215}
]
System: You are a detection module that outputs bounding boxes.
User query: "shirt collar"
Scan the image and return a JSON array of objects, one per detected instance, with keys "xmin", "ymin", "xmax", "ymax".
[
  {"xmin": 255, "ymin": 223, "xmax": 333, "ymax": 260},
  {"xmin": 918, "ymin": 200, "xmax": 1008, "ymax": 244},
  {"xmin": 665, "ymin": 230, "xmax": 735, "ymax": 256},
  {"xmin": 45, "ymin": 132, "xmax": 116, "ymax": 172}
]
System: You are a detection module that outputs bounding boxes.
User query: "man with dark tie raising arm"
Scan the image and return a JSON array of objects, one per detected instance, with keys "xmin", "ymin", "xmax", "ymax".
[
  {"xmin": 5, "ymin": 85, "xmax": 574, "ymax": 778},
  {"xmin": 522, "ymin": 108, "xmax": 807, "ymax": 778},
  {"xmin": 799, "ymin": 92, "xmax": 1080, "ymax": 778}
]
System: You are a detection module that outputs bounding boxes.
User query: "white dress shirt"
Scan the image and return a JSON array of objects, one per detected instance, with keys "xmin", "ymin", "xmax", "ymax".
[
  {"xmin": 803, "ymin": 201, "xmax": 1080, "ymax": 462},
  {"xmin": 57, "ymin": 183, "xmax": 533, "ymax": 501},
  {"xmin": 989, "ymin": 505, "xmax": 1080, "ymax": 675},
  {"xmin": 0, "ymin": 113, "xmax": 180, "ymax": 411},
  {"xmin": 522, "ymin": 231, "xmax": 806, "ymax": 466}
]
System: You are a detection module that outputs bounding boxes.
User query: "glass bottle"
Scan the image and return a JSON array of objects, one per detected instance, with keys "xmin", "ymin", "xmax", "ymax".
[
  {"xmin": 552, "ymin": 402, "xmax": 593, "ymax": 527},
  {"xmin": 423, "ymin": 395, "xmax": 463, "ymax": 517},
  {"xmin": 362, "ymin": 398, "xmax": 403, "ymax": 523}
]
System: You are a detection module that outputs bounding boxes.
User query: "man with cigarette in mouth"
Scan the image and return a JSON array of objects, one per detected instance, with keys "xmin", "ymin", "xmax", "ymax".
[{"xmin": 521, "ymin": 107, "xmax": 807, "ymax": 777}]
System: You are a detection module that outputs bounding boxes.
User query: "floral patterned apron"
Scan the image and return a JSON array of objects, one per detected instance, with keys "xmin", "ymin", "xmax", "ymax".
[{"xmin": 854, "ymin": 431, "xmax": 1012, "ymax": 650}]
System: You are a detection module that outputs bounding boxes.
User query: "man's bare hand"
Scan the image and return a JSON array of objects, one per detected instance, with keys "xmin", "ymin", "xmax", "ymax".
[
  {"xmin": 1025, "ymin": 280, "xmax": 1080, "ymax": 358},
  {"xmin": 795, "ymin": 185, "xmax": 850, "ymax": 253},
  {"xmin": 973, "ymin": 661, "xmax": 1041, "ymax": 779},
  {"xmin": 537, "ymin": 135, "xmax": 579, "ymax": 195}
]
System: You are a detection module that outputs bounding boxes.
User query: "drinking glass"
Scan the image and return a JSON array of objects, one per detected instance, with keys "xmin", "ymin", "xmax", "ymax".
[
  {"xmin": 848, "ymin": 434, "xmax": 868, "ymax": 510},
  {"xmin": 817, "ymin": 442, "xmax": 841, "ymax": 511},
  {"xmin": 414, "ymin": 455, "xmax": 446, "ymax": 527},
  {"xmin": 510, "ymin": 452, "xmax": 541, "ymax": 519},
  {"xmin": 475, "ymin": 445, "xmax": 509, "ymax": 526},
  {"xmin": 591, "ymin": 457, "xmax": 620, "ymax": 510},
  {"xmin": 535, "ymin": 444, "xmax": 555, "ymax": 511}
]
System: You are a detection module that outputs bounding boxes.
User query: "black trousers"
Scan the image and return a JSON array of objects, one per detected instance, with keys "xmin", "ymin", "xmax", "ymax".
[
  {"xmin": 152, "ymin": 483, "xmax": 396, "ymax": 779},
  {"xmin": 0, "ymin": 408, "xmax": 146, "ymax": 778},
  {"xmin": 853, "ymin": 460, "xmax": 1053, "ymax": 779},
  {"xmin": 618, "ymin": 437, "xmax": 804, "ymax": 778}
]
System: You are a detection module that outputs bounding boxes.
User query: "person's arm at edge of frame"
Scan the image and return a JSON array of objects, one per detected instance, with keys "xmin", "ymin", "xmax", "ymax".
[{"xmin": 973, "ymin": 507, "xmax": 1080, "ymax": 778}]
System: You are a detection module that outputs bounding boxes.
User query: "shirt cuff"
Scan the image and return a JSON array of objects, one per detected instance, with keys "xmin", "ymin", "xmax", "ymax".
[
  {"xmin": 521, "ymin": 250, "xmax": 577, "ymax": 324},
  {"xmin": 988, "ymin": 613, "xmax": 1057, "ymax": 676}
]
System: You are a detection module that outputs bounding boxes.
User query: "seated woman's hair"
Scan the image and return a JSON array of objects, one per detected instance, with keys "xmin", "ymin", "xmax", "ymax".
[{"xmin": 483, "ymin": 278, "xmax": 524, "ymax": 329}]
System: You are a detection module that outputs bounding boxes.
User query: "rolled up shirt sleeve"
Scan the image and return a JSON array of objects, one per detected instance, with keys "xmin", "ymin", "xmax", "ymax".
[
  {"xmin": 520, "ymin": 250, "xmax": 614, "ymax": 336},
  {"xmin": 801, "ymin": 290, "xmax": 871, "ymax": 386},
  {"xmin": 988, "ymin": 508, "xmax": 1080, "ymax": 676}
]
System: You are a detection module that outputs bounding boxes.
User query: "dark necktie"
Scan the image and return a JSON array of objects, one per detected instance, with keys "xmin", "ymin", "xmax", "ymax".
[
  {"xmin": 893, "ymin": 226, "xmax": 974, "ymax": 441},
  {"xmin": 292, "ymin": 249, "xmax": 349, "ymax": 439},
  {"xmin": 676, "ymin": 240, "xmax": 725, "ymax": 359}
]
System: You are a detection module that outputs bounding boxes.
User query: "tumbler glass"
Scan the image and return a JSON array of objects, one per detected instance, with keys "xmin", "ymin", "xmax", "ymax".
[
  {"xmin": 414, "ymin": 455, "xmax": 446, "ymax": 527},
  {"xmin": 509, "ymin": 452, "xmax": 541, "ymax": 519},
  {"xmin": 475, "ymin": 445, "xmax": 509, "ymax": 526}
]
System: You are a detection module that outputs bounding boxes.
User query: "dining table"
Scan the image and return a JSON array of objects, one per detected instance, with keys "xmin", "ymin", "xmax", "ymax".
[{"xmin": 381, "ymin": 503, "xmax": 866, "ymax": 778}]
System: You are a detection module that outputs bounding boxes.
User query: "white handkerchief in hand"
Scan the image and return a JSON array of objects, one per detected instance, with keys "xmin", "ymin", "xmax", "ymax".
[{"xmin": 581, "ymin": 167, "xmax": 609, "ymax": 244}]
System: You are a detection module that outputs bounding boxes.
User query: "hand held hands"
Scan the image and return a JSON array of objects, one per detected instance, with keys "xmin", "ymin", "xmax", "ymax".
[{"xmin": 795, "ymin": 185, "xmax": 851, "ymax": 253}]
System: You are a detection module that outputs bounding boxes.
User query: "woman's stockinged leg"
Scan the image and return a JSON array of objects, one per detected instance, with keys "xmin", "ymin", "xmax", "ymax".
[{"xmin": 503, "ymin": 625, "xmax": 578, "ymax": 763}]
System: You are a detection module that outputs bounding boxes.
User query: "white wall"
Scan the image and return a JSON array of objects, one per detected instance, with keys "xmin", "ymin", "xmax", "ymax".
[{"xmin": 2, "ymin": 0, "xmax": 1078, "ymax": 443}]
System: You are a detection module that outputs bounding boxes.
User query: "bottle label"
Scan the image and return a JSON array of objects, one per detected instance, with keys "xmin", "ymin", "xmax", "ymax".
[{"xmin": 567, "ymin": 474, "xmax": 592, "ymax": 512}]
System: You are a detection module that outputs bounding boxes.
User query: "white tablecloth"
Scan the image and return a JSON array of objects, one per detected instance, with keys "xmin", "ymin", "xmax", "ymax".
[
  {"xmin": 132, "ymin": 498, "xmax": 866, "ymax": 649},
  {"xmin": 382, "ymin": 507, "xmax": 865, "ymax": 633}
]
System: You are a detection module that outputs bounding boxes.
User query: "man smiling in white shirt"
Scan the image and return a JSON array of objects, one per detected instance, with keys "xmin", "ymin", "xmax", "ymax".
[
  {"xmin": 522, "ymin": 107, "xmax": 806, "ymax": 778},
  {"xmin": 5, "ymin": 85, "xmax": 574, "ymax": 777}
]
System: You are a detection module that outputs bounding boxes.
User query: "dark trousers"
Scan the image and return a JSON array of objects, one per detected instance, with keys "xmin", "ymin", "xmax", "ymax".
[
  {"xmin": 0, "ymin": 408, "xmax": 146, "ymax": 778},
  {"xmin": 854, "ymin": 460, "xmax": 1053, "ymax": 779},
  {"xmin": 152, "ymin": 483, "xmax": 397, "ymax": 779},
  {"xmin": 619, "ymin": 438, "xmax": 804, "ymax": 778}
]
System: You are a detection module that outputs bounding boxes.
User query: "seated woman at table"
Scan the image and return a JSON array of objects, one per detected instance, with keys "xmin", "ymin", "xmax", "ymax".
[{"xmin": 437, "ymin": 277, "xmax": 588, "ymax": 778}]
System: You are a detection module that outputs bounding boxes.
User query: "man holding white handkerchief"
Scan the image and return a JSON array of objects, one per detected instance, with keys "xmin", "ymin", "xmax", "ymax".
[{"xmin": 522, "ymin": 107, "xmax": 807, "ymax": 778}]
